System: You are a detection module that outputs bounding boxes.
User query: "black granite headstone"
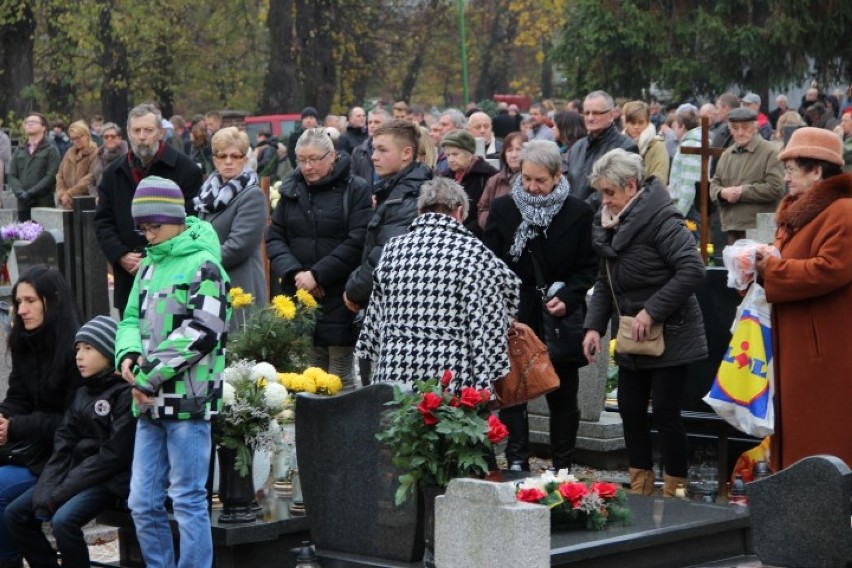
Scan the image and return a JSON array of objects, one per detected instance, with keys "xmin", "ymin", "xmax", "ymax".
[
  {"xmin": 295, "ymin": 384, "xmax": 422, "ymax": 562},
  {"xmin": 12, "ymin": 230, "xmax": 62, "ymax": 278},
  {"xmin": 748, "ymin": 455, "xmax": 852, "ymax": 567}
]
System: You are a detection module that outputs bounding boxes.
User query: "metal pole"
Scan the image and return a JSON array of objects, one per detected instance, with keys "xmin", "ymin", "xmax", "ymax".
[{"xmin": 458, "ymin": 0, "xmax": 469, "ymax": 106}]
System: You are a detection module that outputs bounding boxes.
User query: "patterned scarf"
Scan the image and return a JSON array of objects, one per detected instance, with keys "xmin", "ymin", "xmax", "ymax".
[
  {"xmin": 508, "ymin": 173, "xmax": 570, "ymax": 261},
  {"xmin": 194, "ymin": 166, "xmax": 258, "ymax": 214},
  {"xmin": 128, "ymin": 142, "xmax": 166, "ymax": 185}
]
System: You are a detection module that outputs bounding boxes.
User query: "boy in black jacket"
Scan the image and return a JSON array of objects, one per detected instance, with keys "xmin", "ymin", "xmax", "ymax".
[{"xmin": 5, "ymin": 316, "xmax": 135, "ymax": 568}]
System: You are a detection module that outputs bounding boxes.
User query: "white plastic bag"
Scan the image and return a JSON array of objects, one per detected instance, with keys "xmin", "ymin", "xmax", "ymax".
[
  {"xmin": 703, "ymin": 283, "xmax": 774, "ymax": 437},
  {"xmin": 722, "ymin": 239, "xmax": 780, "ymax": 290}
]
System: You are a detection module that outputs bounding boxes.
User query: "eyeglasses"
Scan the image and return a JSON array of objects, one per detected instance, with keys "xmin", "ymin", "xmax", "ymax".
[
  {"xmin": 214, "ymin": 153, "xmax": 246, "ymax": 162},
  {"xmin": 583, "ymin": 109, "xmax": 612, "ymax": 117},
  {"xmin": 296, "ymin": 151, "xmax": 331, "ymax": 167},
  {"xmin": 135, "ymin": 224, "xmax": 163, "ymax": 236},
  {"xmin": 783, "ymin": 166, "xmax": 801, "ymax": 176},
  {"xmin": 103, "ymin": 134, "xmax": 119, "ymax": 140}
]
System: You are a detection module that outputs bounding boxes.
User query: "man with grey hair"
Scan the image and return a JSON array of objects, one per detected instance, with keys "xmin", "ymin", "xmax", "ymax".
[
  {"xmin": 741, "ymin": 93, "xmax": 773, "ymax": 140},
  {"xmin": 467, "ymin": 111, "xmax": 502, "ymax": 156},
  {"xmin": 94, "ymin": 102, "xmax": 202, "ymax": 314},
  {"xmin": 565, "ymin": 90, "xmax": 638, "ymax": 205},
  {"xmin": 527, "ymin": 103, "xmax": 555, "ymax": 141},
  {"xmin": 356, "ymin": 176, "xmax": 519, "ymax": 390},
  {"xmin": 351, "ymin": 108, "xmax": 389, "ymax": 190}
]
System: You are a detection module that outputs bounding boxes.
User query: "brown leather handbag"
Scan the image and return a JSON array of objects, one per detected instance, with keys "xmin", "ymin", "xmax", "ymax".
[{"xmin": 493, "ymin": 322, "xmax": 560, "ymax": 408}]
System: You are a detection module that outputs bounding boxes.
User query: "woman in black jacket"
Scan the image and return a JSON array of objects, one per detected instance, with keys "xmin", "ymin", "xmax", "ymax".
[
  {"xmin": 484, "ymin": 140, "xmax": 598, "ymax": 471},
  {"xmin": 582, "ymin": 149, "xmax": 707, "ymax": 497},
  {"xmin": 0, "ymin": 266, "xmax": 82, "ymax": 567},
  {"xmin": 267, "ymin": 128, "xmax": 372, "ymax": 391}
]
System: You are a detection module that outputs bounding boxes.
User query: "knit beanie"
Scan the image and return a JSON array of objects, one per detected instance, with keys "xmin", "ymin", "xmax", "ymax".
[
  {"xmin": 778, "ymin": 127, "xmax": 845, "ymax": 167},
  {"xmin": 301, "ymin": 106, "xmax": 319, "ymax": 120},
  {"xmin": 131, "ymin": 176, "xmax": 186, "ymax": 226},
  {"xmin": 75, "ymin": 315, "xmax": 118, "ymax": 363},
  {"xmin": 441, "ymin": 130, "xmax": 476, "ymax": 155}
]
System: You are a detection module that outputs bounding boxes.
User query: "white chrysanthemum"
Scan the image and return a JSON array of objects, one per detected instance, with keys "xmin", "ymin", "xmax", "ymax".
[
  {"xmin": 555, "ymin": 469, "xmax": 577, "ymax": 483},
  {"xmin": 277, "ymin": 408, "xmax": 295, "ymax": 422},
  {"xmin": 251, "ymin": 362, "xmax": 278, "ymax": 383},
  {"xmin": 517, "ymin": 477, "xmax": 547, "ymax": 492},
  {"xmin": 222, "ymin": 382, "xmax": 236, "ymax": 405},
  {"xmin": 263, "ymin": 382, "xmax": 289, "ymax": 409}
]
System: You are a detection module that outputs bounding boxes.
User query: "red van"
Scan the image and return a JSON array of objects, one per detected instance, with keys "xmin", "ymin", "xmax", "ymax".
[{"xmin": 244, "ymin": 114, "xmax": 301, "ymax": 144}]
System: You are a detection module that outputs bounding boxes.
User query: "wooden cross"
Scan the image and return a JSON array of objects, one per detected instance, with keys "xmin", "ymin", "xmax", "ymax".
[{"xmin": 680, "ymin": 117, "xmax": 725, "ymax": 264}]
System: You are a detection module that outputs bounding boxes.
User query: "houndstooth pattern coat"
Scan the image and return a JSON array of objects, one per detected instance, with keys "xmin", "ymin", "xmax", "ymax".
[{"xmin": 356, "ymin": 212, "xmax": 520, "ymax": 391}]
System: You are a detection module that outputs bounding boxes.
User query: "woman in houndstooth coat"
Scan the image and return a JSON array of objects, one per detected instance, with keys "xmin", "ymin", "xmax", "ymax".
[{"xmin": 356, "ymin": 178, "xmax": 519, "ymax": 393}]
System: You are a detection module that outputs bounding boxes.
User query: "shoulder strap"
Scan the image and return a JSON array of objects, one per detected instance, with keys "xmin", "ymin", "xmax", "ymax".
[{"xmin": 604, "ymin": 260, "xmax": 622, "ymax": 318}]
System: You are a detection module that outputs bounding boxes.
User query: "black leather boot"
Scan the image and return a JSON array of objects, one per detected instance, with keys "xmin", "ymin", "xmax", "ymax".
[{"xmin": 499, "ymin": 404, "xmax": 530, "ymax": 470}]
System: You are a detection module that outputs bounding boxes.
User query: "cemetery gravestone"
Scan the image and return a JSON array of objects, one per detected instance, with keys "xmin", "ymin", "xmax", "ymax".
[
  {"xmin": 435, "ymin": 478, "xmax": 549, "ymax": 568},
  {"xmin": 747, "ymin": 455, "xmax": 852, "ymax": 567},
  {"xmin": 295, "ymin": 384, "xmax": 422, "ymax": 563},
  {"xmin": 8, "ymin": 230, "xmax": 62, "ymax": 283}
]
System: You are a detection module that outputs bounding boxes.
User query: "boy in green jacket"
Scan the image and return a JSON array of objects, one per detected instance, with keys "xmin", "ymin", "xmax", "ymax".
[{"xmin": 116, "ymin": 175, "xmax": 230, "ymax": 568}]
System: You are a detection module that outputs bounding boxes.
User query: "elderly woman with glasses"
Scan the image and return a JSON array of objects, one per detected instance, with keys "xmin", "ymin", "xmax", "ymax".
[
  {"xmin": 754, "ymin": 127, "xmax": 852, "ymax": 471},
  {"xmin": 484, "ymin": 140, "xmax": 598, "ymax": 472},
  {"xmin": 55, "ymin": 121, "xmax": 99, "ymax": 209},
  {"xmin": 193, "ymin": 127, "xmax": 268, "ymax": 328},
  {"xmin": 267, "ymin": 128, "xmax": 372, "ymax": 391},
  {"xmin": 357, "ymin": 177, "xmax": 519, "ymax": 391},
  {"xmin": 91, "ymin": 122, "xmax": 128, "ymax": 193},
  {"xmin": 582, "ymin": 148, "xmax": 707, "ymax": 497}
]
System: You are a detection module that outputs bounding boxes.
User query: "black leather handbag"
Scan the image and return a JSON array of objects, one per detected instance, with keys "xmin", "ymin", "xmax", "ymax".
[{"xmin": 0, "ymin": 439, "xmax": 48, "ymax": 468}]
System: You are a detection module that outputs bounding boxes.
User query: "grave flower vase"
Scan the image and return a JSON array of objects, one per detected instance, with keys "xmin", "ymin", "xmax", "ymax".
[{"xmin": 217, "ymin": 445, "xmax": 257, "ymax": 523}]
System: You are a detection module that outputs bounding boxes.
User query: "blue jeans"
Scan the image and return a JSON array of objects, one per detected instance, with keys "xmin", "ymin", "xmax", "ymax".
[
  {"xmin": 5, "ymin": 484, "xmax": 116, "ymax": 567},
  {"xmin": 0, "ymin": 465, "xmax": 38, "ymax": 560},
  {"xmin": 129, "ymin": 418, "xmax": 212, "ymax": 568}
]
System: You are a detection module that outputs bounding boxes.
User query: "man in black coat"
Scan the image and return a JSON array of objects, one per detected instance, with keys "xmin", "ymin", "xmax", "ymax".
[
  {"xmin": 287, "ymin": 107, "xmax": 320, "ymax": 168},
  {"xmin": 350, "ymin": 109, "xmax": 390, "ymax": 192},
  {"xmin": 338, "ymin": 106, "xmax": 368, "ymax": 155},
  {"xmin": 566, "ymin": 90, "xmax": 638, "ymax": 208},
  {"xmin": 94, "ymin": 103, "xmax": 202, "ymax": 315},
  {"xmin": 492, "ymin": 102, "xmax": 519, "ymax": 140}
]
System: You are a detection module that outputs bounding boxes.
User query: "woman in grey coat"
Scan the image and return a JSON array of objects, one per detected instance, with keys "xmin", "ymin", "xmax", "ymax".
[
  {"xmin": 581, "ymin": 149, "xmax": 707, "ymax": 498},
  {"xmin": 194, "ymin": 127, "xmax": 268, "ymax": 328}
]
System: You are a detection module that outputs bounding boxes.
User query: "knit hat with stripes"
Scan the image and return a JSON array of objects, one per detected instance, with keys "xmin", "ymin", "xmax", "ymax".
[
  {"xmin": 75, "ymin": 315, "xmax": 118, "ymax": 363},
  {"xmin": 131, "ymin": 175, "xmax": 186, "ymax": 226}
]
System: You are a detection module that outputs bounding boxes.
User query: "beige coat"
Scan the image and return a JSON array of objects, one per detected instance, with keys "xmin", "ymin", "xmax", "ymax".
[
  {"xmin": 55, "ymin": 143, "xmax": 98, "ymax": 207},
  {"xmin": 709, "ymin": 134, "xmax": 784, "ymax": 231}
]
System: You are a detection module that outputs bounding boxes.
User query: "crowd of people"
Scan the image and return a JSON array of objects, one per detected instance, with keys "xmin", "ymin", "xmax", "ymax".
[{"xmin": 0, "ymin": 83, "xmax": 850, "ymax": 566}]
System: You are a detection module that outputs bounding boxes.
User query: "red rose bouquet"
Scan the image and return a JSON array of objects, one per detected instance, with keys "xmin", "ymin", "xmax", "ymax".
[
  {"xmin": 515, "ymin": 470, "xmax": 631, "ymax": 530},
  {"xmin": 377, "ymin": 372, "xmax": 509, "ymax": 505}
]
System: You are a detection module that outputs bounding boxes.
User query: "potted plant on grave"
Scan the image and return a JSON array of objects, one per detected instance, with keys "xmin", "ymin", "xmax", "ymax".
[
  {"xmin": 213, "ymin": 360, "xmax": 290, "ymax": 522},
  {"xmin": 515, "ymin": 469, "xmax": 631, "ymax": 531},
  {"xmin": 377, "ymin": 372, "xmax": 509, "ymax": 565},
  {"xmin": 227, "ymin": 288, "xmax": 318, "ymax": 372}
]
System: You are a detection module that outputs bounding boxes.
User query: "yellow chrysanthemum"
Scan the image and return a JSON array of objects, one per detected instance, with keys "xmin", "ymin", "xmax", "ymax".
[
  {"xmin": 295, "ymin": 288, "xmax": 318, "ymax": 309},
  {"xmin": 685, "ymin": 219, "xmax": 698, "ymax": 232},
  {"xmin": 277, "ymin": 372, "xmax": 300, "ymax": 389},
  {"xmin": 295, "ymin": 374, "xmax": 317, "ymax": 394},
  {"xmin": 609, "ymin": 339, "xmax": 616, "ymax": 359},
  {"xmin": 322, "ymin": 373, "xmax": 343, "ymax": 395},
  {"xmin": 256, "ymin": 377, "xmax": 268, "ymax": 388},
  {"xmin": 272, "ymin": 295, "xmax": 296, "ymax": 320},
  {"xmin": 302, "ymin": 367, "xmax": 326, "ymax": 380},
  {"xmin": 232, "ymin": 292, "xmax": 254, "ymax": 309},
  {"xmin": 231, "ymin": 286, "xmax": 245, "ymax": 297}
]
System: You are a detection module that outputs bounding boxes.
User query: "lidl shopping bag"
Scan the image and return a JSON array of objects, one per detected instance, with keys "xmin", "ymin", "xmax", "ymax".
[{"xmin": 703, "ymin": 283, "xmax": 774, "ymax": 437}]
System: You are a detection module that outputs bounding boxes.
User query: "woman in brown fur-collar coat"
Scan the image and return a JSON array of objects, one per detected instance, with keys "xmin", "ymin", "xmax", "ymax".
[{"xmin": 755, "ymin": 127, "xmax": 852, "ymax": 471}]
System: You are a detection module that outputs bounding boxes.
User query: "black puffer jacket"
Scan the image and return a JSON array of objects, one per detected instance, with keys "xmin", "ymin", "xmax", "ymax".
[
  {"xmin": 0, "ymin": 332, "xmax": 82, "ymax": 475},
  {"xmin": 441, "ymin": 156, "xmax": 498, "ymax": 238},
  {"xmin": 267, "ymin": 153, "xmax": 372, "ymax": 346},
  {"xmin": 566, "ymin": 124, "xmax": 638, "ymax": 206},
  {"xmin": 584, "ymin": 177, "xmax": 708, "ymax": 371},
  {"xmin": 32, "ymin": 369, "xmax": 135, "ymax": 514},
  {"xmin": 345, "ymin": 161, "xmax": 433, "ymax": 306},
  {"xmin": 350, "ymin": 138, "xmax": 376, "ymax": 191}
]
